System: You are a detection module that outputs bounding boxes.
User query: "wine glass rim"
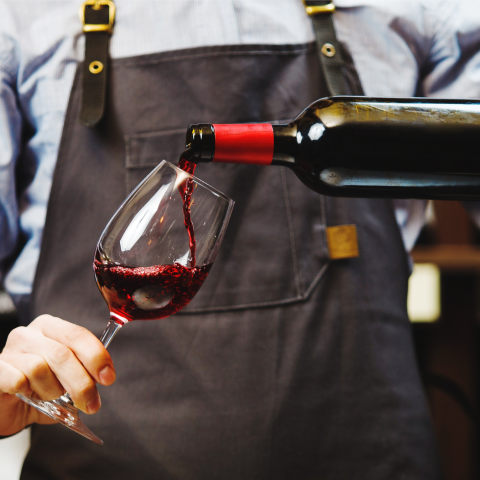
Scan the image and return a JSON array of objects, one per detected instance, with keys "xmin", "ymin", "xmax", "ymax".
[{"xmin": 162, "ymin": 160, "xmax": 234, "ymax": 205}]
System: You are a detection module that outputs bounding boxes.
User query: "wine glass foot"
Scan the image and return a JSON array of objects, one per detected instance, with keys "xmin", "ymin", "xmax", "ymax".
[{"xmin": 16, "ymin": 393, "xmax": 103, "ymax": 445}]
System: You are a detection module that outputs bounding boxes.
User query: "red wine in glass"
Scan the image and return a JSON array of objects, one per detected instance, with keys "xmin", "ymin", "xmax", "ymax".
[{"xmin": 94, "ymin": 253, "xmax": 211, "ymax": 324}]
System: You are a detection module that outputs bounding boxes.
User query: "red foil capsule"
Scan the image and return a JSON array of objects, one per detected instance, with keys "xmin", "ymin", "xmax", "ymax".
[{"xmin": 212, "ymin": 124, "xmax": 274, "ymax": 165}]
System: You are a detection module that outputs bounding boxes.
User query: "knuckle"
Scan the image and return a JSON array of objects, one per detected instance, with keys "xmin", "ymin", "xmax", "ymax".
[
  {"xmin": 76, "ymin": 378, "xmax": 97, "ymax": 399},
  {"xmin": 49, "ymin": 345, "xmax": 73, "ymax": 365},
  {"xmin": 64, "ymin": 325, "xmax": 90, "ymax": 345},
  {"xmin": 11, "ymin": 374, "xmax": 28, "ymax": 395},
  {"xmin": 91, "ymin": 345, "xmax": 110, "ymax": 365},
  {"xmin": 5, "ymin": 326, "xmax": 28, "ymax": 347},
  {"xmin": 40, "ymin": 384, "xmax": 65, "ymax": 402},
  {"xmin": 30, "ymin": 314, "xmax": 52, "ymax": 328},
  {"xmin": 28, "ymin": 357, "xmax": 50, "ymax": 380}
]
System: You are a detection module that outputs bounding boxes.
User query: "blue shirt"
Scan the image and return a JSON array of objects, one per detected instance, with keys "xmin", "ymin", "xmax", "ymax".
[{"xmin": 1, "ymin": 0, "xmax": 480, "ymax": 296}]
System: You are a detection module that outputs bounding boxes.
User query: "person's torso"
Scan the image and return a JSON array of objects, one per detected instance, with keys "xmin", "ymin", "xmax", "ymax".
[{"xmin": 10, "ymin": 2, "xmax": 442, "ymax": 479}]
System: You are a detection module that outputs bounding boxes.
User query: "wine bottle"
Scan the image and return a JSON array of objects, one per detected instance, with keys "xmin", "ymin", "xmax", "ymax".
[{"xmin": 182, "ymin": 96, "xmax": 480, "ymax": 200}]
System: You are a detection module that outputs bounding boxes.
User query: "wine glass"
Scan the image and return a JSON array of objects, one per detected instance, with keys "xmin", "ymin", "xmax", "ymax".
[{"xmin": 16, "ymin": 161, "xmax": 234, "ymax": 444}]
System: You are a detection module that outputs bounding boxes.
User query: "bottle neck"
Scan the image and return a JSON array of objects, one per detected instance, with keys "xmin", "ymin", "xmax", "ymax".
[{"xmin": 186, "ymin": 123, "xmax": 296, "ymax": 166}]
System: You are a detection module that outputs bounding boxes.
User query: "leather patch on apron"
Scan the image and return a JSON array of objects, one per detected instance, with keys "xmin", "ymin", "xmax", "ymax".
[{"xmin": 326, "ymin": 224, "xmax": 359, "ymax": 259}]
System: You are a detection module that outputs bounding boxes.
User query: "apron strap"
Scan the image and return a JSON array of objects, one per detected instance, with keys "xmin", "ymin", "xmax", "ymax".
[
  {"xmin": 78, "ymin": 0, "xmax": 116, "ymax": 127},
  {"xmin": 77, "ymin": 0, "xmax": 342, "ymax": 127},
  {"xmin": 304, "ymin": 1, "xmax": 347, "ymax": 96}
]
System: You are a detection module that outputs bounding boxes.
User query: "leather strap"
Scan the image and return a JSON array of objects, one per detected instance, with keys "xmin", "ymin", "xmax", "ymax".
[
  {"xmin": 77, "ymin": 0, "xmax": 342, "ymax": 127},
  {"xmin": 79, "ymin": 2, "xmax": 115, "ymax": 127},
  {"xmin": 304, "ymin": 1, "xmax": 347, "ymax": 96}
]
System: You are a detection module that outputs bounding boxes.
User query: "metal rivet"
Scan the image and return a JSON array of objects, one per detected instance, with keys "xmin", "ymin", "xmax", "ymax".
[
  {"xmin": 321, "ymin": 43, "xmax": 336, "ymax": 58},
  {"xmin": 89, "ymin": 61, "xmax": 104, "ymax": 74}
]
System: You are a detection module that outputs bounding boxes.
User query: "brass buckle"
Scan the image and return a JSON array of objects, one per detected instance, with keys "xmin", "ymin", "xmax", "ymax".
[
  {"xmin": 79, "ymin": 0, "xmax": 116, "ymax": 34},
  {"xmin": 303, "ymin": 1, "xmax": 335, "ymax": 16}
]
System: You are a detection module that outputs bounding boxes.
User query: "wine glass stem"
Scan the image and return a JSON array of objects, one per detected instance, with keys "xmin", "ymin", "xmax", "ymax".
[
  {"xmin": 58, "ymin": 319, "xmax": 122, "ymax": 406},
  {"xmin": 100, "ymin": 319, "xmax": 123, "ymax": 348}
]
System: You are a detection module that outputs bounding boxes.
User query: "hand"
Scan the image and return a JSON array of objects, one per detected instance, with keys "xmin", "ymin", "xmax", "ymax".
[{"xmin": 0, "ymin": 315, "xmax": 116, "ymax": 437}]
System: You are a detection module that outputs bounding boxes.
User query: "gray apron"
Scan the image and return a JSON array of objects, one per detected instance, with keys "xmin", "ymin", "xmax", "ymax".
[{"xmin": 21, "ymin": 41, "xmax": 442, "ymax": 479}]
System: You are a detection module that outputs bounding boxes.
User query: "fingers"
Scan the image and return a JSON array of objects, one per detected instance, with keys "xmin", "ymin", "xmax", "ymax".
[
  {"xmin": 30, "ymin": 315, "xmax": 116, "ymax": 386},
  {"xmin": 0, "ymin": 359, "xmax": 56, "ymax": 436},
  {"xmin": 5, "ymin": 327, "xmax": 97, "ymax": 413},
  {"xmin": 0, "ymin": 353, "xmax": 64, "ymax": 401},
  {"xmin": 3, "ymin": 315, "xmax": 116, "ymax": 414},
  {"xmin": 0, "ymin": 359, "xmax": 31, "ymax": 396}
]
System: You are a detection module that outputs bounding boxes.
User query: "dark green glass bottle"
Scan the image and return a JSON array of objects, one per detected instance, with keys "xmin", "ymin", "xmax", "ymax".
[{"xmin": 184, "ymin": 96, "xmax": 480, "ymax": 200}]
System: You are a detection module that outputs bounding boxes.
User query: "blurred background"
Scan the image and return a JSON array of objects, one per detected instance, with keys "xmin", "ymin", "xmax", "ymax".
[
  {"xmin": 0, "ymin": 199, "xmax": 478, "ymax": 480},
  {"xmin": 409, "ymin": 200, "xmax": 479, "ymax": 480}
]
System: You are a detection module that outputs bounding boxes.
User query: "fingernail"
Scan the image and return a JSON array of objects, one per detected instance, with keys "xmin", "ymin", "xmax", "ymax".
[
  {"xmin": 99, "ymin": 365, "xmax": 115, "ymax": 385},
  {"xmin": 86, "ymin": 395, "xmax": 101, "ymax": 414}
]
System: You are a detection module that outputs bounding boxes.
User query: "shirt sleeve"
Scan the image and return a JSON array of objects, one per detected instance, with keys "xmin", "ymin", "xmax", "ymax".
[
  {"xmin": 420, "ymin": 0, "xmax": 480, "ymax": 99},
  {"xmin": 0, "ymin": 12, "xmax": 23, "ymax": 282},
  {"xmin": 420, "ymin": 0, "xmax": 480, "ymax": 228}
]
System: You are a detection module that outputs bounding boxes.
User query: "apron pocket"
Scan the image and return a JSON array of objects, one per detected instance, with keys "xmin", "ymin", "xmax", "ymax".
[
  {"xmin": 125, "ymin": 130, "xmax": 329, "ymax": 312},
  {"xmin": 125, "ymin": 129, "xmax": 186, "ymax": 194}
]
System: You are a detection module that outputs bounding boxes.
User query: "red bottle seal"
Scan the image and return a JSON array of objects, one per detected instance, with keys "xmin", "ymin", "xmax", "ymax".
[{"xmin": 212, "ymin": 124, "xmax": 274, "ymax": 165}]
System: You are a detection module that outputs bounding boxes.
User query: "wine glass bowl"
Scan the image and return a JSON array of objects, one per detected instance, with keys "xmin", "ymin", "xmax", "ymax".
[{"xmin": 94, "ymin": 161, "xmax": 234, "ymax": 325}]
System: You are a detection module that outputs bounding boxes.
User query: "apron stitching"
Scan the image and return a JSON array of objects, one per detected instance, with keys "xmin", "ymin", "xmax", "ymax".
[
  {"xmin": 303, "ymin": 261, "xmax": 330, "ymax": 298},
  {"xmin": 126, "ymin": 128, "xmax": 185, "ymax": 140},
  {"xmin": 177, "ymin": 262, "xmax": 329, "ymax": 314},
  {"xmin": 280, "ymin": 167, "xmax": 302, "ymax": 298},
  {"xmin": 125, "ymin": 135, "xmax": 132, "ymax": 193},
  {"xmin": 319, "ymin": 194, "xmax": 330, "ymax": 257},
  {"xmin": 114, "ymin": 48, "xmax": 312, "ymax": 69},
  {"xmin": 126, "ymin": 163, "xmax": 159, "ymax": 169}
]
